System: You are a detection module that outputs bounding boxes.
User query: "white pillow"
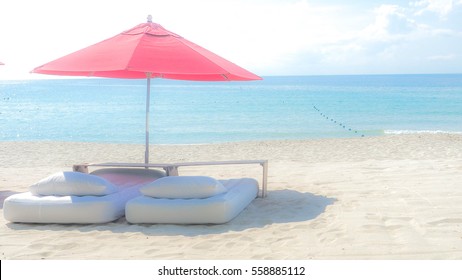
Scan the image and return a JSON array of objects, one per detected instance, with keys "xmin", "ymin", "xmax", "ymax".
[
  {"xmin": 29, "ymin": 172, "xmax": 117, "ymax": 196},
  {"xmin": 140, "ymin": 176, "xmax": 227, "ymax": 199}
]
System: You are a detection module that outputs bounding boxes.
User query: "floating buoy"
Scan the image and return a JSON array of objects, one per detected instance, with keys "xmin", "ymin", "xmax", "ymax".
[{"xmin": 313, "ymin": 104, "xmax": 365, "ymax": 138}]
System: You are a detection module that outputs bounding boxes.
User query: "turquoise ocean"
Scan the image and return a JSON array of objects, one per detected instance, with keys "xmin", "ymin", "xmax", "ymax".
[{"xmin": 1, "ymin": 74, "xmax": 462, "ymax": 144}]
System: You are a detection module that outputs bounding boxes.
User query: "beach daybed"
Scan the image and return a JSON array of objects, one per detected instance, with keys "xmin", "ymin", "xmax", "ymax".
[
  {"xmin": 125, "ymin": 176, "xmax": 259, "ymax": 224},
  {"xmin": 3, "ymin": 168, "xmax": 165, "ymax": 224}
]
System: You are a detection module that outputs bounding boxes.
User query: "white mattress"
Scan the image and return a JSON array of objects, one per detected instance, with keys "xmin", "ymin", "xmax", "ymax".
[
  {"xmin": 3, "ymin": 168, "xmax": 165, "ymax": 224},
  {"xmin": 125, "ymin": 178, "xmax": 258, "ymax": 224}
]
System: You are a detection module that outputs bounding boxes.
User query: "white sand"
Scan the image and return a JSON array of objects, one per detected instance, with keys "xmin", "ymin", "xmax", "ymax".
[{"xmin": 1, "ymin": 134, "xmax": 462, "ymax": 259}]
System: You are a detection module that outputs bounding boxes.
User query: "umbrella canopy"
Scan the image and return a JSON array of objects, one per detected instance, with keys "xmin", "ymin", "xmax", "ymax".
[
  {"xmin": 0, "ymin": 62, "xmax": 4, "ymax": 65},
  {"xmin": 32, "ymin": 16, "xmax": 261, "ymax": 163},
  {"xmin": 33, "ymin": 16, "xmax": 260, "ymax": 81}
]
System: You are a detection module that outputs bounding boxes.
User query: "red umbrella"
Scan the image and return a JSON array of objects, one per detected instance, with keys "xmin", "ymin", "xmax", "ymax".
[{"xmin": 32, "ymin": 15, "xmax": 261, "ymax": 163}]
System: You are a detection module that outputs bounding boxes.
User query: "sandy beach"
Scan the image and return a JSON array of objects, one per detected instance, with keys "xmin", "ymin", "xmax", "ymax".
[{"xmin": 1, "ymin": 134, "xmax": 462, "ymax": 260}]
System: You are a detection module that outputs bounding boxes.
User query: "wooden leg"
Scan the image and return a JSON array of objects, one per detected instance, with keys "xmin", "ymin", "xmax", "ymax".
[
  {"xmin": 261, "ymin": 161, "xmax": 268, "ymax": 198},
  {"xmin": 73, "ymin": 165, "xmax": 89, "ymax": 173},
  {"xmin": 165, "ymin": 166, "xmax": 179, "ymax": 176}
]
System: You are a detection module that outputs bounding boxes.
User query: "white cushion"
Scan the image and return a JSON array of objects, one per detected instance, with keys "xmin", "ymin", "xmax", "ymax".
[
  {"xmin": 29, "ymin": 172, "xmax": 117, "ymax": 196},
  {"xmin": 126, "ymin": 178, "xmax": 259, "ymax": 224},
  {"xmin": 140, "ymin": 176, "xmax": 227, "ymax": 199}
]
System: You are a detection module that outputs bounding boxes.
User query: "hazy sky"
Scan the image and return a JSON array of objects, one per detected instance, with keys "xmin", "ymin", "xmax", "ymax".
[{"xmin": 1, "ymin": 0, "xmax": 462, "ymax": 79}]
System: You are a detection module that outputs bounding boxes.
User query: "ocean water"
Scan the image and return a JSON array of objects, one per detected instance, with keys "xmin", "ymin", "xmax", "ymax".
[{"xmin": 1, "ymin": 74, "xmax": 462, "ymax": 144}]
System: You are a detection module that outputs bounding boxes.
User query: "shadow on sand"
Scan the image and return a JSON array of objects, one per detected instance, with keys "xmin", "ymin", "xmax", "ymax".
[{"xmin": 6, "ymin": 189, "xmax": 336, "ymax": 237}]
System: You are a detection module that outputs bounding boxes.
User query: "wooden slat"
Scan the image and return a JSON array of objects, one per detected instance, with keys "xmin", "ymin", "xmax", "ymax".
[{"xmin": 73, "ymin": 160, "xmax": 268, "ymax": 197}]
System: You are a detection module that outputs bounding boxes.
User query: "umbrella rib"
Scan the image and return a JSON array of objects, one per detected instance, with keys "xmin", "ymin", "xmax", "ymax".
[
  {"xmin": 173, "ymin": 38, "xmax": 233, "ymax": 80},
  {"xmin": 122, "ymin": 33, "xmax": 151, "ymax": 76}
]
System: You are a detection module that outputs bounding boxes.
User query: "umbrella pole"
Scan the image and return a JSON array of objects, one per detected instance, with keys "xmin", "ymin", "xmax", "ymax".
[{"xmin": 145, "ymin": 74, "xmax": 151, "ymax": 164}]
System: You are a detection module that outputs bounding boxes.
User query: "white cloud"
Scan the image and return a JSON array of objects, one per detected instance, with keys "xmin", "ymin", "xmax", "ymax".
[
  {"xmin": 427, "ymin": 54, "xmax": 457, "ymax": 60},
  {"xmin": 282, "ymin": 0, "xmax": 462, "ymax": 75},
  {"xmin": 412, "ymin": 0, "xmax": 454, "ymax": 17},
  {"xmin": 359, "ymin": 5, "xmax": 416, "ymax": 42}
]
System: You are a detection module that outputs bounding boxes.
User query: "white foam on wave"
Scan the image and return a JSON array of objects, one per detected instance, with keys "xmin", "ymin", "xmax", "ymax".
[{"xmin": 384, "ymin": 130, "xmax": 462, "ymax": 135}]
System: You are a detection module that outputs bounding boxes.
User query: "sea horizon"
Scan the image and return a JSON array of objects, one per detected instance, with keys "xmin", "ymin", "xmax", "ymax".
[
  {"xmin": 2, "ymin": 72, "xmax": 462, "ymax": 81},
  {"xmin": 1, "ymin": 73, "xmax": 462, "ymax": 145}
]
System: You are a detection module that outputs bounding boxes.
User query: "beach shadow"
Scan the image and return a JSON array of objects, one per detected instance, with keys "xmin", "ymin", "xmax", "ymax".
[
  {"xmin": 0, "ymin": 191, "xmax": 20, "ymax": 209},
  {"xmin": 5, "ymin": 189, "xmax": 336, "ymax": 236},
  {"xmin": 127, "ymin": 189, "xmax": 337, "ymax": 237}
]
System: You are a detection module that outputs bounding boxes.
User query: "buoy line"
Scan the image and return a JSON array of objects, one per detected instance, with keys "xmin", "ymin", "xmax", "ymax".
[{"xmin": 313, "ymin": 105, "xmax": 365, "ymax": 137}]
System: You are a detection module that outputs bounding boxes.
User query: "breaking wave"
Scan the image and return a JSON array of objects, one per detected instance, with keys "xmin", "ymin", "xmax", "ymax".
[{"xmin": 384, "ymin": 130, "xmax": 462, "ymax": 135}]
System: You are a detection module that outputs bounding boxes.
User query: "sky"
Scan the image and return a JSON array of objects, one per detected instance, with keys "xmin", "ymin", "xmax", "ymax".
[{"xmin": 1, "ymin": 0, "xmax": 462, "ymax": 79}]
